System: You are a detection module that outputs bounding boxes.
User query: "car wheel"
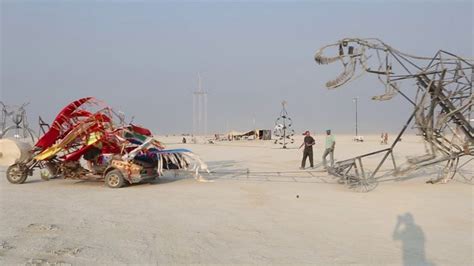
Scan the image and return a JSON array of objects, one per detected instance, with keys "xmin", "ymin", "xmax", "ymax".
[
  {"xmin": 105, "ymin": 169, "xmax": 125, "ymax": 188},
  {"xmin": 6, "ymin": 163, "xmax": 28, "ymax": 184}
]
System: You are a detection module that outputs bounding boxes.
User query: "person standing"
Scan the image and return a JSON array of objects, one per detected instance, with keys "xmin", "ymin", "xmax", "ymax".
[
  {"xmin": 322, "ymin": 129, "xmax": 336, "ymax": 169},
  {"xmin": 299, "ymin": 131, "xmax": 315, "ymax": 169}
]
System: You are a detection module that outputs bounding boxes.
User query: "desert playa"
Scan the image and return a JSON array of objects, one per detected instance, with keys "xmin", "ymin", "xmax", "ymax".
[
  {"xmin": 0, "ymin": 135, "xmax": 472, "ymax": 265},
  {"xmin": 1, "ymin": 1, "xmax": 473, "ymax": 265}
]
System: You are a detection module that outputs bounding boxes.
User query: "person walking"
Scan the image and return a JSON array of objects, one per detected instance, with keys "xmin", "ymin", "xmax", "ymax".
[
  {"xmin": 299, "ymin": 131, "xmax": 315, "ymax": 169},
  {"xmin": 322, "ymin": 129, "xmax": 336, "ymax": 169}
]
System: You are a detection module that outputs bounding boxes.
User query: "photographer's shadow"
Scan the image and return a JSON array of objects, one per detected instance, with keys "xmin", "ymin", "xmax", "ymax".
[{"xmin": 393, "ymin": 213, "xmax": 434, "ymax": 266}]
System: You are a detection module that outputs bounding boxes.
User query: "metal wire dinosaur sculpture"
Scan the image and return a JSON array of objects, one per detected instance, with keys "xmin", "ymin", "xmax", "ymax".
[{"xmin": 315, "ymin": 38, "xmax": 473, "ymax": 192}]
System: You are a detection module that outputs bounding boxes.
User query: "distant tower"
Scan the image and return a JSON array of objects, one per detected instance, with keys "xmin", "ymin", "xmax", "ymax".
[{"xmin": 192, "ymin": 73, "xmax": 208, "ymax": 136}]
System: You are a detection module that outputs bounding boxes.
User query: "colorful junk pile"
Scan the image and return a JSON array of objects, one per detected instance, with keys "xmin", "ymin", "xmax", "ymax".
[{"xmin": 5, "ymin": 97, "xmax": 207, "ymax": 188}]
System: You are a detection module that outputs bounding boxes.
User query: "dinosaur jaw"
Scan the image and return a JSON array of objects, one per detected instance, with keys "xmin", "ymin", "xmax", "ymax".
[
  {"xmin": 314, "ymin": 51, "xmax": 341, "ymax": 65},
  {"xmin": 315, "ymin": 46, "xmax": 357, "ymax": 89}
]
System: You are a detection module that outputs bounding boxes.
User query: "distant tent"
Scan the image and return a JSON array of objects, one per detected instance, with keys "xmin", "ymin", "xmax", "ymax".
[
  {"xmin": 226, "ymin": 129, "xmax": 271, "ymax": 140},
  {"xmin": 241, "ymin": 130, "xmax": 256, "ymax": 137},
  {"xmin": 258, "ymin": 129, "xmax": 272, "ymax": 140}
]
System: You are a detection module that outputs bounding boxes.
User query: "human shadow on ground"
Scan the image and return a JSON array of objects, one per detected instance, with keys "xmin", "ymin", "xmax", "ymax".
[{"xmin": 393, "ymin": 213, "xmax": 434, "ymax": 266}]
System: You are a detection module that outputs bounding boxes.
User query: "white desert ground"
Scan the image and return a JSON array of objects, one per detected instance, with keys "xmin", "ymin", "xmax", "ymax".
[{"xmin": 0, "ymin": 134, "xmax": 472, "ymax": 265}]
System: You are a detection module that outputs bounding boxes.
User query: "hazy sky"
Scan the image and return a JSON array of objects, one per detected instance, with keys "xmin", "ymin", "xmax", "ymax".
[{"xmin": 1, "ymin": 0, "xmax": 472, "ymax": 135}]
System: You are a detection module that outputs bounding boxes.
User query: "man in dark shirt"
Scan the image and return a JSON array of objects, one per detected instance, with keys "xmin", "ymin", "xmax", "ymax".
[{"xmin": 299, "ymin": 131, "xmax": 315, "ymax": 169}]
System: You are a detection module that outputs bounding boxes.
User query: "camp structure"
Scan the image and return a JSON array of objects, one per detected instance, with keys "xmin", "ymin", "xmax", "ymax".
[{"xmin": 226, "ymin": 129, "xmax": 271, "ymax": 141}]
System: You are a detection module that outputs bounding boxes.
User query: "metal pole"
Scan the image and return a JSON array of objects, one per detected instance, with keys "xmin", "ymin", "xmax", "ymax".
[
  {"xmin": 353, "ymin": 97, "xmax": 358, "ymax": 137},
  {"xmin": 197, "ymin": 93, "xmax": 203, "ymax": 135},
  {"xmin": 203, "ymin": 93, "xmax": 207, "ymax": 136},
  {"xmin": 356, "ymin": 99, "xmax": 358, "ymax": 137},
  {"xmin": 283, "ymin": 115, "xmax": 287, "ymax": 149},
  {"xmin": 370, "ymin": 111, "xmax": 416, "ymax": 179},
  {"xmin": 192, "ymin": 93, "xmax": 196, "ymax": 135},
  {"xmin": 355, "ymin": 98, "xmax": 358, "ymax": 137}
]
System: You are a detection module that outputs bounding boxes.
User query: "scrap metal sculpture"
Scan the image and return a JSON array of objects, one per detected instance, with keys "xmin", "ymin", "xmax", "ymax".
[
  {"xmin": 0, "ymin": 102, "xmax": 36, "ymax": 142},
  {"xmin": 5, "ymin": 97, "xmax": 208, "ymax": 188},
  {"xmin": 315, "ymin": 38, "xmax": 473, "ymax": 192},
  {"xmin": 274, "ymin": 101, "xmax": 295, "ymax": 149}
]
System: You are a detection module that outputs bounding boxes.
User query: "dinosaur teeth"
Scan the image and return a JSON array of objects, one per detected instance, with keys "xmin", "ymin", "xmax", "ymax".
[
  {"xmin": 314, "ymin": 53, "xmax": 341, "ymax": 65},
  {"xmin": 326, "ymin": 62, "xmax": 356, "ymax": 89},
  {"xmin": 326, "ymin": 70, "xmax": 352, "ymax": 88}
]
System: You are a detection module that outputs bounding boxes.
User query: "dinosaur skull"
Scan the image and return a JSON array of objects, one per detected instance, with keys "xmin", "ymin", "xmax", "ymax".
[{"xmin": 314, "ymin": 39, "xmax": 363, "ymax": 89}]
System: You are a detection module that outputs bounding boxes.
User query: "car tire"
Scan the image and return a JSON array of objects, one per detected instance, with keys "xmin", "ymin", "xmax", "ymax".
[
  {"xmin": 6, "ymin": 163, "xmax": 28, "ymax": 184},
  {"xmin": 105, "ymin": 169, "xmax": 125, "ymax": 188}
]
